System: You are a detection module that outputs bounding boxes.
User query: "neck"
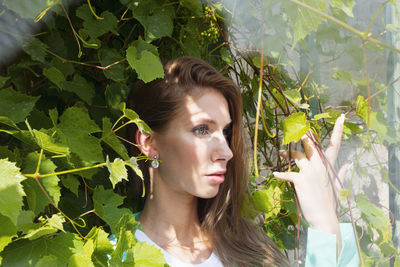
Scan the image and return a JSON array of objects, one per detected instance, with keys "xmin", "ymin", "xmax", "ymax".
[{"xmin": 138, "ymin": 170, "xmax": 205, "ymax": 246}]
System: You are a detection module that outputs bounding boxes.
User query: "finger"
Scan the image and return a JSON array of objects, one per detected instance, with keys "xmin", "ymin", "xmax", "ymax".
[
  {"xmin": 325, "ymin": 114, "xmax": 345, "ymax": 166},
  {"xmin": 273, "ymin": 171, "xmax": 300, "ymax": 184},
  {"xmin": 279, "ymin": 150, "xmax": 308, "ymax": 169},
  {"xmin": 301, "ymin": 131, "xmax": 320, "ymax": 162},
  {"xmin": 335, "ymin": 163, "xmax": 352, "ymax": 190}
]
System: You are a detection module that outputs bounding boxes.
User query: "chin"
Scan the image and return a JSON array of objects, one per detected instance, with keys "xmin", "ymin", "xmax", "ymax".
[{"xmin": 196, "ymin": 186, "xmax": 220, "ymax": 199}]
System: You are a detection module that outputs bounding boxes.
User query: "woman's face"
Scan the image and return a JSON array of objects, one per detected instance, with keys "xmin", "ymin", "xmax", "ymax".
[{"xmin": 153, "ymin": 89, "xmax": 233, "ymax": 199}]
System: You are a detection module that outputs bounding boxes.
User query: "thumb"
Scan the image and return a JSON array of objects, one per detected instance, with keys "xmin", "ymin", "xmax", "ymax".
[{"xmin": 273, "ymin": 171, "xmax": 300, "ymax": 184}]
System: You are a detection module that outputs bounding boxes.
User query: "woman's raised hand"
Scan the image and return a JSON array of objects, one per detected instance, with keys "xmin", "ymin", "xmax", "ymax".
[{"xmin": 273, "ymin": 114, "xmax": 350, "ymax": 233}]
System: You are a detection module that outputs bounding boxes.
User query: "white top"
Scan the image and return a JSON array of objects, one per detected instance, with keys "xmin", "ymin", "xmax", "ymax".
[{"xmin": 134, "ymin": 229, "xmax": 224, "ymax": 267}]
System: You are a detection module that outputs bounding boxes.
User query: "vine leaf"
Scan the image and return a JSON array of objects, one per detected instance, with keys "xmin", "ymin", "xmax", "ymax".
[
  {"xmin": 355, "ymin": 194, "xmax": 391, "ymax": 239},
  {"xmin": 0, "ymin": 232, "xmax": 84, "ymax": 266},
  {"xmin": 92, "ymin": 186, "xmax": 132, "ymax": 233},
  {"xmin": 3, "ymin": 0, "xmax": 56, "ymax": 20},
  {"xmin": 133, "ymin": 242, "xmax": 167, "ymax": 267},
  {"xmin": 0, "ymin": 159, "xmax": 26, "ymax": 225},
  {"xmin": 23, "ymin": 213, "xmax": 65, "ymax": 240},
  {"xmin": 22, "ymin": 152, "xmax": 61, "ymax": 215},
  {"xmin": 76, "ymin": 4, "xmax": 118, "ymax": 40},
  {"xmin": 282, "ymin": 112, "xmax": 310, "ymax": 144},
  {"xmin": 106, "ymin": 156, "xmax": 128, "ymax": 189},
  {"xmin": 61, "ymin": 175, "xmax": 80, "ymax": 197},
  {"xmin": 110, "ymin": 214, "xmax": 138, "ymax": 265},
  {"xmin": 0, "ymin": 213, "xmax": 17, "ymax": 254},
  {"xmin": 43, "ymin": 67, "xmax": 65, "ymax": 89},
  {"xmin": 85, "ymin": 227, "xmax": 114, "ymax": 266},
  {"xmin": 62, "ymin": 75, "xmax": 95, "ymax": 104},
  {"xmin": 284, "ymin": 0, "xmax": 327, "ymax": 47},
  {"xmin": 122, "ymin": 106, "xmax": 152, "ymax": 133},
  {"xmin": 31, "ymin": 129, "xmax": 69, "ymax": 155},
  {"xmin": 126, "ymin": 46, "xmax": 164, "ymax": 83},
  {"xmin": 330, "ymin": 0, "xmax": 355, "ymax": 17},
  {"xmin": 102, "ymin": 117, "xmax": 129, "ymax": 160},
  {"xmin": 0, "ymin": 88, "xmax": 39, "ymax": 123},
  {"xmin": 68, "ymin": 239, "xmax": 95, "ymax": 267},
  {"xmin": 252, "ymin": 184, "xmax": 282, "ymax": 218},
  {"xmin": 58, "ymin": 106, "xmax": 103, "ymax": 163}
]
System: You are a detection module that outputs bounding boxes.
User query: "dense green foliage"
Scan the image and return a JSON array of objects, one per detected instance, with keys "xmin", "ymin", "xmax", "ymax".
[{"xmin": 0, "ymin": 0, "xmax": 399, "ymax": 266}]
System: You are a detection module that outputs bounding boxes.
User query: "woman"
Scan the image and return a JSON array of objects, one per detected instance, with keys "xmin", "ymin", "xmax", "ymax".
[{"xmin": 127, "ymin": 56, "xmax": 358, "ymax": 266}]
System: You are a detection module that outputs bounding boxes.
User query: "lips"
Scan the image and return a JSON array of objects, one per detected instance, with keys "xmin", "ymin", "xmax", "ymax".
[{"xmin": 205, "ymin": 170, "xmax": 226, "ymax": 184}]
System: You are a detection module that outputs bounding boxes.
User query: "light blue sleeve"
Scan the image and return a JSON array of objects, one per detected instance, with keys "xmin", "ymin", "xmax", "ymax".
[{"xmin": 305, "ymin": 223, "xmax": 359, "ymax": 267}]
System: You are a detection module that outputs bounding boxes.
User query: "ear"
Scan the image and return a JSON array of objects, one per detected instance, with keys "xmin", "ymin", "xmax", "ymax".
[{"xmin": 135, "ymin": 129, "xmax": 157, "ymax": 157}]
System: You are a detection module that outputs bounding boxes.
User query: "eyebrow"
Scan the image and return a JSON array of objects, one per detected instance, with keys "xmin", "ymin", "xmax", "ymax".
[{"xmin": 196, "ymin": 118, "xmax": 232, "ymax": 127}]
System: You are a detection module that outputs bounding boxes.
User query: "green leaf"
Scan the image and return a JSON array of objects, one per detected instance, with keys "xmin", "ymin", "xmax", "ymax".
[
  {"xmin": 58, "ymin": 106, "xmax": 103, "ymax": 163},
  {"xmin": 99, "ymin": 49, "xmax": 126, "ymax": 82},
  {"xmin": 85, "ymin": 227, "xmax": 114, "ymax": 266},
  {"xmin": 122, "ymin": 107, "xmax": 152, "ymax": 133},
  {"xmin": 126, "ymin": 46, "xmax": 164, "ymax": 83},
  {"xmin": 105, "ymin": 83, "xmax": 128, "ymax": 110},
  {"xmin": 133, "ymin": 242, "xmax": 167, "ymax": 267},
  {"xmin": 0, "ymin": 232, "xmax": 83, "ymax": 266},
  {"xmin": 22, "ymin": 153, "xmax": 61, "ymax": 215},
  {"xmin": 31, "ymin": 129, "xmax": 69, "ymax": 155},
  {"xmin": 252, "ymin": 184, "xmax": 282, "ymax": 218},
  {"xmin": 282, "ymin": 112, "xmax": 310, "ymax": 144},
  {"xmin": 16, "ymin": 210, "xmax": 36, "ymax": 235},
  {"xmin": 68, "ymin": 239, "xmax": 95, "ymax": 267},
  {"xmin": 127, "ymin": 157, "xmax": 143, "ymax": 180},
  {"xmin": 61, "ymin": 175, "xmax": 80, "ymax": 197},
  {"xmin": 106, "ymin": 157, "xmax": 128, "ymax": 189},
  {"xmin": 312, "ymin": 112, "xmax": 330, "ymax": 120},
  {"xmin": 3, "ymin": 0, "xmax": 55, "ymax": 19},
  {"xmin": 0, "ymin": 214, "xmax": 17, "ymax": 254},
  {"xmin": 0, "ymin": 76, "xmax": 9, "ymax": 88},
  {"xmin": 43, "ymin": 67, "xmax": 65, "ymax": 89},
  {"xmin": 101, "ymin": 117, "xmax": 129, "ymax": 160},
  {"xmin": 338, "ymin": 189, "xmax": 352, "ymax": 201},
  {"xmin": 110, "ymin": 214, "xmax": 138, "ymax": 265},
  {"xmin": 0, "ymin": 159, "xmax": 26, "ymax": 225},
  {"xmin": 76, "ymin": 5, "xmax": 118, "ymax": 39},
  {"xmin": 331, "ymin": 67, "xmax": 353, "ymax": 83},
  {"xmin": 133, "ymin": 6, "xmax": 173, "ymax": 41},
  {"xmin": 180, "ymin": 0, "xmax": 203, "ymax": 16},
  {"xmin": 62, "ymin": 75, "xmax": 95, "ymax": 104},
  {"xmin": 92, "ymin": 186, "xmax": 132, "ymax": 233},
  {"xmin": 330, "ymin": 0, "xmax": 355, "ymax": 17},
  {"xmin": 0, "ymin": 87, "xmax": 39, "ymax": 123},
  {"xmin": 283, "ymin": 89, "xmax": 302, "ymax": 104},
  {"xmin": 355, "ymin": 194, "xmax": 391, "ymax": 236},
  {"xmin": 356, "ymin": 95, "xmax": 368, "ymax": 122},
  {"xmin": 284, "ymin": 0, "xmax": 327, "ymax": 46},
  {"xmin": 23, "ymin": 214, "xmax": 65, "ymax": 240}
]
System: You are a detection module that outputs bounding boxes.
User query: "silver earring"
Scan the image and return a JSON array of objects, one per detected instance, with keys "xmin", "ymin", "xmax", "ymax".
[{"xmin": 151, "ymin": 155, "xmax": 159, "ymax": 168}]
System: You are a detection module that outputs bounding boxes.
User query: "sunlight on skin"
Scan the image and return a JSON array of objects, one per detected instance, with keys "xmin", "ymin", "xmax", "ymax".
[{"xmin": 135, "ymin": 89, "xmax": 232, "ymax": 264}]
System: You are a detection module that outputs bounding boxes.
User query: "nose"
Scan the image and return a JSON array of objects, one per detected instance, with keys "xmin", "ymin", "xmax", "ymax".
[{"xmin": 212, "ymin": 132, "xmax": 233, "ymax": 162}]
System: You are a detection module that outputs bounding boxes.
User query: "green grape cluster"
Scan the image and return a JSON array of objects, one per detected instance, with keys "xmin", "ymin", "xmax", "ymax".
[{"xmin": 200, "ymin": 6, "xmax": 220, "ymax": 45}]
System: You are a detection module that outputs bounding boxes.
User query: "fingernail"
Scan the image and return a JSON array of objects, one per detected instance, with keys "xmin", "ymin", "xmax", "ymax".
[
  {"xmin": 273, "ymin": 171, "xmax": 279, "ymax": 176},
  {"xmin": 279, "ymin": 149, "xmax": 286, "ymax": 153}
]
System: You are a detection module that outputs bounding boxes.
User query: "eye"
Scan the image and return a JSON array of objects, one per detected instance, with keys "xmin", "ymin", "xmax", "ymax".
[
  {"xmin": 223, "ymin": 125, "xmax": 232, "ymax": 142},
  {"xmin": 193, "ymin": 125, "xmax": 210, "ymax": 136}
]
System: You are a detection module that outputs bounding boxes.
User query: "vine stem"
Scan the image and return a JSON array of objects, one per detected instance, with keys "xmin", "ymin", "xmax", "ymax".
[
  {"xmin": 253, "ymin": 42, "xmax": 265, "ymax": 177},
  {"xmin": 34, "ymin": 175, "xmax": 85, "ymax": 239},
  {"xmin": 290, "ymin": 0, "xmax": 400, "ymax": 54},
  {"xmin": 24, "ymin": 163, "xmax": 106, "ymax": 178},
  {"xmin": 60, "ymin": 2, "xmax": 83, "ymax": 58}
]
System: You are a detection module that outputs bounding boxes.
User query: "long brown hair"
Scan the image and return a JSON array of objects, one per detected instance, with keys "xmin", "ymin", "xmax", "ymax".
[{"xmin": 128, "ymin": 56, "xmax": 289, "ymax": 266}]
